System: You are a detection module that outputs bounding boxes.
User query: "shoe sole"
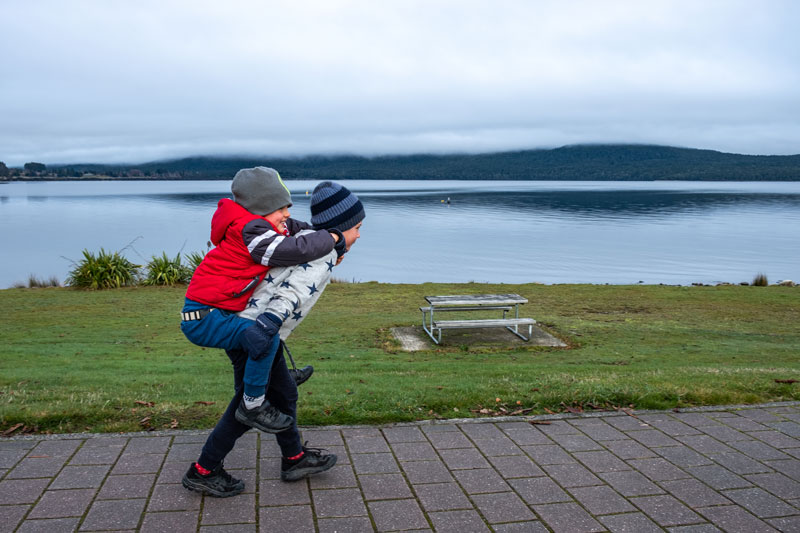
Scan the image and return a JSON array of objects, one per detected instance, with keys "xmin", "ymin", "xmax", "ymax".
[
  {"xmin": 281, "ymin": 455, "xmax": 338, "ymax": 482},
  {"xmin": 235, "ymin": 410, "xmax": 294, "ymax": 434},
  {"xmin": 182, "ymin": 476, "xmax": 244, "ymax": 498}
]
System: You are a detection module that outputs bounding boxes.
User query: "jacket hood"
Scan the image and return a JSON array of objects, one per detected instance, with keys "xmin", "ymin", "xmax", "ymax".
[{"xmin": 210, "ymin": 198, "xmax": 255, "ymax": 245}]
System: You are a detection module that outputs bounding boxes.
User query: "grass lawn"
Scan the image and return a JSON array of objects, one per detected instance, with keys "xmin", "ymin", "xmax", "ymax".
[{"xmin": 1, "ymin": 283, "xmax": 799, "ymax": 434}]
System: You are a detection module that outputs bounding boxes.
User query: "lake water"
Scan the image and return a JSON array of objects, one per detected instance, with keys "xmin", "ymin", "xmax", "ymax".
[{"xmin": 1, "ymin": 180, "xmax": 799, "ymax": 288}]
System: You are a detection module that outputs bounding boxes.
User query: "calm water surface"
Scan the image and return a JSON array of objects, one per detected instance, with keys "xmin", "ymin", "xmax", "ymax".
[{"xmin": 1, "ymin": 180, "xmax": 799, "ymax": 287}]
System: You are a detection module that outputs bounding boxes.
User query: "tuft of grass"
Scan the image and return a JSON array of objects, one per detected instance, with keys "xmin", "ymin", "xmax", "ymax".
[
  {"xmin": 66, "ymin": 248, "xmax": 141, "ymax": 289},
  {"xmin": 143, "ymin": 252, "xmax": 192, "ymax": 286},
  {"xmin": 184, "ymin": 250, "xmax": 206, "ymax": 274},
  {"xmin": 11, "ymin": 275, "xmax": 61, "ymax": 289},
  {"xmin": 753, "ymin": 273, "xmax": 769, "ymax": 287}
]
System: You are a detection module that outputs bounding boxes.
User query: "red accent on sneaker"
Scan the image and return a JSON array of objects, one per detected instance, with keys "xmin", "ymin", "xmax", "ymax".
[
  {"xmin": 195, "ymin": 462, "xmax": 211, "ymax": 476},
  {"xmin": 286, "ymin": 451, "xmax": 305, "ymax": 461}
]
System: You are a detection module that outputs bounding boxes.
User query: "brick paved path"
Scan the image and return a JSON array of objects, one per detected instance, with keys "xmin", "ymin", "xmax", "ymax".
[{"xmin": 3, "ymin": 403, "xmax": 800, "ymax": 532}]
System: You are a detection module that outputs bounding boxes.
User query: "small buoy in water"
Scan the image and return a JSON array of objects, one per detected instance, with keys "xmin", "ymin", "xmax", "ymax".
[{"xmin": 305, "ymin": 190, "xmax": 309, "ymax": 195}]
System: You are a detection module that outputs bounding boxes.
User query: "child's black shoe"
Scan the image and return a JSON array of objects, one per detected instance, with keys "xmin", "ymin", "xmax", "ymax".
[
  {"xmin": 182, "ymin": 462, "xmax": 244, "ymax": 497},
  {"xmin": 281, "ymin": 444, "xmax": 337, "ymax": 481},
  {"xmin": 235, "ymin": 400, "xmax": 294, "ymax": 433},
  {"xmin": 289, "ymin": 365, "xmax": 314, "ymax": 385}
]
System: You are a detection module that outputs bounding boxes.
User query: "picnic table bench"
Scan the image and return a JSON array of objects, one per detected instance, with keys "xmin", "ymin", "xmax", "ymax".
[{"xmin": 420, "ymin": 294, "xmax": 536, "ymax": 344}]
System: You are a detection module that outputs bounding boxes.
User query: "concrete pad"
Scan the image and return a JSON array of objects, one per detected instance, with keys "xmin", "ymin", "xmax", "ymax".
[{"xmin": 391, "ymin": 324, "xmax": 566, "ymax": 351}]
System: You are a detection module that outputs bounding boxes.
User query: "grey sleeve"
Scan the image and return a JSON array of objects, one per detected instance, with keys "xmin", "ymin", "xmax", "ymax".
[{"xmin": 242, "ymin": 219, "xmax": 335, "ymax": 267}]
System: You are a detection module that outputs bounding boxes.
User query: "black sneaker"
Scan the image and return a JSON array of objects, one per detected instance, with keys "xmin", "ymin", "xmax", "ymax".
[
  {"xmin": 281, "ymin": 444, "xmax": 337, "ymax": 482},
  {"xmin": 235, "ymin": 400, "xmax": 294, "ymax": 433},
  {"xmin": 182, "ymin": 462, "xmax": 244, "ymax": 497},
  {"xmin": 289, "ymin": 365, "xmax": 314, "ymax": 386}
]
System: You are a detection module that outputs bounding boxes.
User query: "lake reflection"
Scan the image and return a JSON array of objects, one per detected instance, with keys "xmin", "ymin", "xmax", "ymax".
[{"xmin": 1, "ymin": 180, "xmax": 799, "ymax": 286}]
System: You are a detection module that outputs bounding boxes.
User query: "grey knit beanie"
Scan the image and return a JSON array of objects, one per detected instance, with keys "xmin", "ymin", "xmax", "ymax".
[
  {"xmin": 310, "ymin": 181, "xmax": 365, "ymax": 232},
  {"xmin": 231, "ymin": 167, "xmax": 292, "ymax": 216}
]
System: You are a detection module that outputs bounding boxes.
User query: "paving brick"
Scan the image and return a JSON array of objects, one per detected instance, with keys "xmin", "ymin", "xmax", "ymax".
[
  {"xmin": 0, "ymin": 505, "xmax": 29, "ymax": 533},
  {"xmin": 671, "ymin": 413, "xmax": 722, "ymax": 428},
  {"xmin": 148, "ymin": 483, "xmax": 201, "ymax": 511},
  {"xmin": 659, "ymin": 478, "xmax": 731, "ymax": 508},
  {"xmin": 112, "ymin": 453, "xmax": 165, "ymax": 474},
  {"xmin": 166, "ymin": 443, "xmax": 204, "ymax": 463},
  {"xmin": 425, "ymin": 431, "xmax": 474, "ymax": 449},
  {"xmin": 492, "ymin": 522, "xmax": 549, "ymax": 532},
  {"xmin": 453, "ymin": 467, "xmax": 511, "ymax": 493},
  {"xmin": 769, "ymin": 421, "xmax": 800, "ymax": 438},
  {"xmin": 723, "ymin": 487, "xmax": 798, "ymax": 518},
  {"xmin": 0, "ymin": 440, "xmax": 36, "ymax": 451},
  {"xmin": 172, "ymin": 432, "xmax": 211, "ymax": 444},
  {"xmin": 627, "ymin": 429, "xmax": 682, "ymax": 448},
  {"xmin": 223, "ymin": 443, "xmax": 257, "ymax": 470},
  {"xmin": 676, "ymin": 434, "xmax": 735, "ymax": 455},
  {"xmin": 7, "ymin": 456, "xmax": 68, "ymax": 478},
  {"xmin": 306, "ymin": 463, "xmax": 357, "ymax": 490},
  {"xmin": 568, "ymin": 485, "xmax": 636, "ymax": 515},
  {"xmin": 31, "ymin": 440, "xmax": 81, "ymax": 457},
  {"xmin": 259, "ymin": 478, "xmax": 310, "ymax": 505},
  {"xmin": 547, "ymin": 433, "xmax": 603, "ymax": 452},
  {"xmin": 390, "ymin": 441, "xmax": 438, "ymax": 461},
  {"xmin": 508, "ymin": 477, "xmax": 571, "ymax": 505},
  {"xmin": 16, "ymin": 517, "xmax": 81, "ymax": 533},
  {"xmin": 80, "ymin": 498, "xmax": 146, "ymax": 531},
  {"xmin": 598, "ymin": 471, "xmax": 664, "ymax": 497},
  {"xmin": 260, "ymin": 437, "xmax": 283, "ymax": 458},
  {"xmin": 719, "ymin": 416, "xmax": 770, "ymax": 432},
  {"xmin": 631, "ymin": 494, "xmax": 703, "ymax": 526},
  {"xmin": 542, "ymin": 463, "xmax": 602, "ymax": 488},
  {"xmin": 767, "ymin": 515, "xmax": 800, "ymax": 532},
  {"xmin": 697, "ymin": 504, "xmax": 778, "ymax": 532},
  {"xmin": 0, "ymin": 478, "xmax": 50, "ymax": 504},
  {"xmin": 351, "ymin": 453, "xmax": 400, "ymax": 474},
  {"xmin": 300, "ymin": 429, "xmax": 344, "ymax": 446},
  {"xmin": 534, "ymin": 502, "xmax": 605, "ymax": 532},
  {"xmin": 345, "ymin": 436, "xmax": 391, "ymax": 454},
  {"xmin": 401, "ymin": 460, "xmax": 454, "ymax": 484},
  {"xmin": 428, "ymin": 509, "xmax": 490, "ymax": 532},
  {"xmin": 459, "ymin": 422, "xmax": 505, "ymax": 440},
  {"xmin": 158, "ymin": 461, "xmax": 190, "ymax": 484},
  {"xmin": 573, "ymin": 450, "xmax": 630, "ymax": 473},
  {"xmin": 710, "ymin": 451, "xmax": 773, "ymax": 475},
  {"xmin": 97, "ymin": 473, "xmax": 156, "ymax": 499},
  {"xmin": 535, "ymin": 420, "xmax": 582, "ymax": 435},
  {"xmin": 656, "ymin": 445, "xmax": 714, "ymax": 468},
  {"xmin": 729, "ymin": 439, "xmax": 790, "ymax": 461},
  {"xmin": 643, "ymin": 419, "xmax": 701, "ymax": 437},
  {"xmin": 598, "ymin": 511, "xmax": 663, "ymax": 532},
  {"xmin": 439, "ymin": 448, "xmax": 490, "ymax": 470},
  {"xmin": 605, "ymin": 415, "xmax": 655, "ymax": 431},
  {"xmin": 628, "ymin": 457, "xmax": 690, "ymax": 482},
  {"xmin": 313, "ymin": 488, "xmax": 368, "ymax": 518},
  {"xmin": 666, "ymin": 525, "xmax": 723, "ymax": 533},
  {"xmin": 367, "ymin": 498, "xmax": 428, "ymax": 531},
  {"xmin": 699, "ymin": 425, "xmax": 752, "ymax": 442},
  {"xmin": 603, "ymin": 438, "xmax": 658, "ymax": 460},
  {"xmin": 28, "ymin": 488, "xmax": 95, "ymax": 519},
  {"xmin": 488, "ymin": 455, "xmax": 545, "ymax": 478},
  {"xmin": 738, "ymin": 409, "xmax": 785, "ymax": 424},
  {"xmin": 69, "ymin": 445, "xmax": 123, "ymax": 465},
  {"xmin": 764, "ymin": 458, "xmax": 800, "ymax": 482},
  {"xmin": 414, "ymin": 482, "xmax": 472, "ymax": 511},
  {"xmin": 259, "ymin": 505, "xmax": 314, "ymax": 533},
  {"xmin": 342, "ymin": 427, "xmax": 383, "ymax": 439},
  {"xmin": 359, "ymin": 473, "xmax": 412, "ymax": 500},
  {"xmin": 519, "ymin": 444, "xmax": 576, "ymax": 465},
  {"xmin": 382, "ymin": 425, "xmax": 426, "ymax": 443},
  {"xmin": 202, "ymin": 493, "xmax": 256, "ymax": 525},
  {"xmin": 571, "ymin": 421, "xmax": 626, "ymax": 441},
  {"xmin": 686, "ymin": 465, "xmax": 753, "ymax": 490},
  {"xmin": 0, "ymin": 449, "xmax": 27, "ymax": 469},
  {"xmin": 471, "ymin": 491, "xmax": 536, "ymax": 523},
  {"xmin": 139, "ymin": 510, "xmax": 199, "ymax": 533},
  {"xmin": 125, "ymin": 436, "xmax": 171, "ymax": 454},
  {"xmin": 745, "ymin": 472, "xmax": 800, "ymax": 499},
  {"xmin": 317, "ymin": 516, "xmax": 375, "ymax": 533},
  {"xmin": 421, "ymin": 423, "xmax": 462, "ymax": 434},
  {"xmin": 750, "ymin": 430, "xmax": 800, "ymax": 449},
  {"xmin": 502, "ymin": 427, "xmax": 553, "ymax": 446},
  {"xmin": 472, "ymin": 436, "xmax": 523, "ymax": 457},
  {"xmin": 50, "ymin": 464, "xmax": 110, "ymax": 489}
]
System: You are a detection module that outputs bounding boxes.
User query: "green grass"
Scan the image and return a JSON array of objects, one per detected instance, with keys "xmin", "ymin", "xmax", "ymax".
[{"xmin": 1, "ymin": 283, "xmax": 799, "ymax": 434}]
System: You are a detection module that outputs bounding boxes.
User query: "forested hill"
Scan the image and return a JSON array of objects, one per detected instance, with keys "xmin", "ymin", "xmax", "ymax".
[{"xmin": 28, "ymin": 144, "xmax": 800, "ymax": 180}]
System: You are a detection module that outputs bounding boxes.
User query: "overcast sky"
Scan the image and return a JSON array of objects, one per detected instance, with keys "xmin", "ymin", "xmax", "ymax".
[{"xmin": 1, "ymin": 0, "xmax": 798, "ymax": 166}]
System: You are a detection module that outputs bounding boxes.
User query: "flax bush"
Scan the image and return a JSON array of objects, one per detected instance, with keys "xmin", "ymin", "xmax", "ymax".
[
  {"xmin": 66, "ymin": 249, "xmax": 141, "ymax": 289},
  {"xmin": 143, "ymin": 252, "xmax": 192, "ymax": 286}
]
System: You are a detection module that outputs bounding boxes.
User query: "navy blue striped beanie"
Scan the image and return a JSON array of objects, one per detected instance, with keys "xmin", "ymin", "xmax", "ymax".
[{"xmin": 310, "ymin": 181, "xmax": 365, "ymax": 232}]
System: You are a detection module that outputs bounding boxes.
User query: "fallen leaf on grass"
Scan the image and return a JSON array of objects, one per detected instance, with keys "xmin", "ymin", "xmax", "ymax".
[
  {"xmin": 135, "ymin": 400, "xmax": 155, "ymax": 407},
  {"xmin": 529, "ymin": 420, "xmax": 551, "ymax": 425},
  {"xmin": 139, "ymin": 416, "xmax": 151, "ymax": 427},
  {"xmin": 194, "ymin": 401, "xmax": 215, "ymax": 406},
  {"xmin": 775, "ymin": 379, "xmax": 798, "ymax": 384},
  {"xmin": 1, "ymin": 423, "xmax": 23, "ymax": 436},
  {"xmin": 170, "ymin": 419, "xmax": 179, "ymax": 429}
]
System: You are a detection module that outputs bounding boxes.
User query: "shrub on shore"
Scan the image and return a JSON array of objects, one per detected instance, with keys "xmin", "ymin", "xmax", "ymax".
[
  {"xmin": 753, "ymin": 272, "xmax": 769, "ymax": 286},
  {"xmin": 66, "ymin": 248, "xmax": 141, "ymax": 289},
  {"xmin": 11, "ymin": 274, "xmax": 61, "ymax": 288},
  {"xmin": 143, "ymin": 252, "xmax": 192, "ymax": 286}
]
